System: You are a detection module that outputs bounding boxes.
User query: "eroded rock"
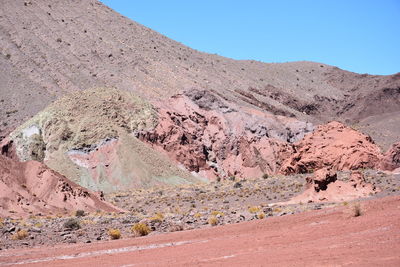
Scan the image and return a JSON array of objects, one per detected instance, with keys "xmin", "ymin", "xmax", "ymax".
[
  {"xmin": 0, "ymin": 155, "xmax": 122, "ymax": 218},
  {"xmin": 280, "ymin": 121, "xmax": 384, "ymax": 174}
]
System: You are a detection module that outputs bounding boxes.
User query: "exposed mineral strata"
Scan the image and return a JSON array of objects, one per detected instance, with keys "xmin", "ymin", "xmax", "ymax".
[{"xmin": 0, "ymin": 155, "xmax": 121, "ymax": 218}]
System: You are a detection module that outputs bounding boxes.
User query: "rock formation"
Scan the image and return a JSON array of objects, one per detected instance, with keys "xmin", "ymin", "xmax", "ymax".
[
  {"xmin": 280, "ymin": 121, "xmax": 384, "ymax": 174},
  {"xmin": 138, "ymin": 89, "xmax": 312, "ymax": 180},
  {"xmin": 287, "ymin": 168, "xmax": 379, "ymax": 203},
  {"xmin": 380, "ymin": 142, "xmax": 400, "ymax": 171},
  {"xmin": 0, "ymin": 155, "xmax": 121, "ymax": 218}
]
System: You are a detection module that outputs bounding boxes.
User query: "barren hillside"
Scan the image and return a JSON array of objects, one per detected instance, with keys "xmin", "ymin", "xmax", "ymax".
[{"xmin": 1, "ymin": 0, "xmax": 399, "ymax": 149}]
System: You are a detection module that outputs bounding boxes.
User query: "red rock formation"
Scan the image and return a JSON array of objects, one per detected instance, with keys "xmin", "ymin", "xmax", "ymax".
[
  {"xmin": 287, "ymin": 168, "xmax": 379, "ymax": 203},
  {"xmin": 138, "ymin": 91, "xmax": 311, "ymax": 180},
  {"xmin": 0, "ymin": 155, "xmax": 122, "ymax": 218},
  {"xmin": 380, "ymin": 142, "xmax": 400, "ymax": 171},
  {"xmin": 280, "ymin": 121, "xmax": 383, "ymax": 174}
]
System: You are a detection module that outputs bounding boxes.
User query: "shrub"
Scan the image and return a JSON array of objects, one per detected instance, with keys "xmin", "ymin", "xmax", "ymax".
[
  {"xmin": 248, "ymin": 206, "xmax": 260, "ymax": 214},
  {"xmin": 63, "ymin": 218, "xmax": 81, "ymax": 230},
  {"xmin": 34, "ymin": 222, "xmax": 43, "ymax": 228},
  {"xmin": 75, "ymin": 210, "xmax": 85, "ymax": 217},
  {"xmin": 211, "ymin": 211, "xmax": 224, "ymax": 217},
  {"xmin": 208, "ymin": 216, "xmax": 218, "ymax": 226},
  {"xmin": 108, "ymin": 229, "xmax": 121, "ymax": 240},
  {"xmin": 12, "ymin": 229, "xmax": 28, "ymax": 240},
  {"xmin": 257, "ymin": 212, "xmax": 266, "ymax": 219},
  {"xmin": 131, "ymin": 223, "xmax": 151, "ymax": 236},
  {"xmin": 262, "ymin": 173, "xmax": 269, "ymax": 179},
  {"xmin": 149, "ymin": 213, "xmax": 164, "ymax": 223},
  {"xmin": 352, "ymin": 203, "xmax": 362, "ymax": 217},
  {"xmin": 193, "ymin": 213, "xmax": 202, "ymax": 218},
  {"xmin": 273, "ymin": 207, "xmax": 282, "ymax": 213}
]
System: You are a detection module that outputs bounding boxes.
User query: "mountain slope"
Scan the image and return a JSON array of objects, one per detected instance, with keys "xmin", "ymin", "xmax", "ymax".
[{"xmin": 1, "ymin": 0, "xmax": 399, "ymax": 148}]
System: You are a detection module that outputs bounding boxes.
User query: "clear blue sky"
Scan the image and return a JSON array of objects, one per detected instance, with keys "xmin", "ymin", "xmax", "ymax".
[{"xmin": 100, "ymin": 0, "xmax": 400, "ymax": 75}]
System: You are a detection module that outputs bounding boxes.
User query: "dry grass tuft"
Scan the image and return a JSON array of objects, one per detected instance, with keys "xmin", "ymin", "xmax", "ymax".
[
  {"xmin": 257, "ymin": 212, "xmax": 266, "ymax": 219},
  {"xmin": 108, "ymin": 228, "xmax": 121, "ymax": 240},
  {"xmin": 248, "ymin": 206, "xmax": 261, "ymax": 213},
  {"xmin": 211, "ymin": 211, "xmax": 224, "ymax": 217},
  {"xmin": 131, "ymin": 223, "xmax": 151, "ymax": 236},
  {"xmin": 352, "ymin": 203, "xmax": 362, "ymax": 217},
  {"xmin": 208, "ymin": 216, "xmax": 218, "ymax": 226},
  {"xmin": 194, "ymin": 212, "xmax": 202, "ymax": 218},
  {"xmin": 149, "ymin": 213, "xmax": 164, "ymax": 223},
  {"xmin": 12, "ymin": 229, "xmax": 29, "ymax": 240}
]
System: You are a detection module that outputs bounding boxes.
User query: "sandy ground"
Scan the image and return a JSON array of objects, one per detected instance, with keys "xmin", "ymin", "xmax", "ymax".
[{"xmin": 1, "ymin": 195, "xmax": 399, "ymax": 267}]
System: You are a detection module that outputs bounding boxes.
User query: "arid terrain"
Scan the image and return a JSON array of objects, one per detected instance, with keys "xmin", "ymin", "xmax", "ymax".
[
  {"xmin": 1, "ymin": 195, "xmax": 399, "ymax": 266},
  {"xmin": 0, "ymin": 0, "xmax": 399, "ymax": 266}
]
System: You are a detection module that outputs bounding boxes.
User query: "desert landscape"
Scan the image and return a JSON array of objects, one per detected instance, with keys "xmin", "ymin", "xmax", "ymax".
[{"xmin": 0, "ymin": 0, "xmax": 399, "ymax": 266}]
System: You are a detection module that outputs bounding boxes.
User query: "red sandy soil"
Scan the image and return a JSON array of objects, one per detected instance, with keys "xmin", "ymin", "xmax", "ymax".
[{"xmin": 1, "ymin": 195, "xmax": 399, "ymax": 267}]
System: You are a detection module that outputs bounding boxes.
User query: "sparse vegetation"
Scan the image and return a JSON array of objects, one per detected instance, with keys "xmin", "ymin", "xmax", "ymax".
[
  {"xmin": 208, "ymin": 216, "xmax": 218, "ymax": 226},
  {"xmin": 149, "ymin": 212, "xmax": 164, "ymax": 223},
  {"xmin": 75, "ymin": 210, "xmax": 85, "ymax": 217},
  {"xmin": 131, "ymin": 223, "xmax": 151, "ymax": 236},
  {"xmin": 63, "ymin": 218, "xmax": 81, "ymax": 230},
  {"xmin": 12, "ymin": 230, "xmax": 29, "ymax": 240},
  {"xmin": 108, "ymin": 229, "xmax": 121, "ymax": 240},
  {"xmin": 211, "ymin": 211, "xmax": 224, "ymax": 217},
  {"xmin": 248, "ymin": 206, "xmax": 261, "ymax": 214},
  {"xmin": 352, "ymin": 203, "xmax": 362, "ymax": 217},
  {"xmin": 257, "ymin": 212, "xmax": 266, "ymax": 219}
]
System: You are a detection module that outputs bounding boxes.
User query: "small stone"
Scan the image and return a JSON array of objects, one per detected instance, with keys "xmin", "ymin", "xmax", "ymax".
[
  {"xmin": 29, "ymin": 227, "xmax": 41, "ymax": 233},
  {"xmin": 3, "ymin": 226, "xmax": 16, "ymax": 234},
  {"xmin": 233, "ymin": 182, "xmax": 242, "ymax": 188}
]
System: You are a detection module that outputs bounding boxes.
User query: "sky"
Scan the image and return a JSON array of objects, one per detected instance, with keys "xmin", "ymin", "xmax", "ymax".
[{"xmin": 100, "ymin": 0, "xmax": 400, "ymax": 75}]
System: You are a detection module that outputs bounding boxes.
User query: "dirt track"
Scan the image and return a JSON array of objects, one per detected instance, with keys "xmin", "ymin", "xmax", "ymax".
[{"xmin": 1, "ymin": 195, "xmax": 399, "ymax": 266}]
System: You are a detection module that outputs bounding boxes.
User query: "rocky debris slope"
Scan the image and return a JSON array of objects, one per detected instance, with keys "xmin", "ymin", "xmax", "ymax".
[
  {"xmin": 0, "ymin": 155, "xmax": 121, "ymax": 218},
  {"xmin": 5, "ymin": 88, "xmax": 201, "ymax": 192},
  {"xmin": 287, "ymin": 168, "xmax": 379, "ymax": 203},
  {"xmin": 138, "ymin": 89, "xmax": 313, "ymax": 180},
  {"xmin": 0, "ymin": 0, "xmax": 399, "ymax": 148},
  {"xmin": 280, "ymin": 121, "xmax": 385, "ymax": 174}
]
